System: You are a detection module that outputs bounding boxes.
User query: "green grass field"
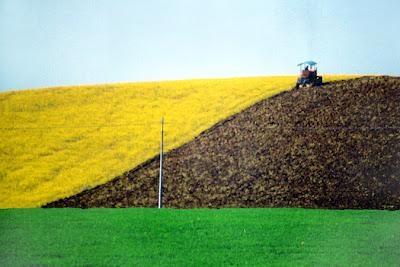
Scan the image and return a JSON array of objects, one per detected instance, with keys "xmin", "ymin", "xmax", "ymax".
[{"xmin": 1, "ymin": 208, "xmax": 399, "ymax": 266}]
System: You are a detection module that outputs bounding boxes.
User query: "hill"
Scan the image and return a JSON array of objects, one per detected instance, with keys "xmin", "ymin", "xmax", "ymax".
[
  {"xmin": 0, "ymin": 75, "xmax": 356, "ymax": 208},
  {"xmin": 46, "ymin": 76, "xmax": 400, "ymax": 209}
]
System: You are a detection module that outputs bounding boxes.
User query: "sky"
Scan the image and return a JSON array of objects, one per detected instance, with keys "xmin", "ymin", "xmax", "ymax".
[{"xmin": 0, "ymin": 0, "xmax": 399, "ymax": 91}]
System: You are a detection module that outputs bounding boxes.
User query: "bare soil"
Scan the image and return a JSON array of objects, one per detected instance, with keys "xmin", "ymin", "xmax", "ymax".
[{"xmin": 45, "ymin": 76, "xmax": 400, "ymax": 209}]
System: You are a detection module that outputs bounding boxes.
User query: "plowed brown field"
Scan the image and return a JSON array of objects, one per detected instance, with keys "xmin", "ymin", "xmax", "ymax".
[{"xmin": 45, "ymin": 76, "xmax": 400, "ymax": 209}]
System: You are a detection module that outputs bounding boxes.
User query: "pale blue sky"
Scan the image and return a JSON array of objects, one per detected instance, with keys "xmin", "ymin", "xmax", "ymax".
[{"xmin": 0, "ymin": 0, "xmax": 399, "ymax": 91}]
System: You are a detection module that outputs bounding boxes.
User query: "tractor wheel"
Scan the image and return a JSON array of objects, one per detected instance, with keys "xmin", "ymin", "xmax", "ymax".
[{"xmin": 316, "ymin": 76, "xmax": 323, "ymax": 86}]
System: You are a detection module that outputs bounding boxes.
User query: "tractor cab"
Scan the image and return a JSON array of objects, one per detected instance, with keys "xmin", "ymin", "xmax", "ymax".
[{"xmin": 295, "ymin": 61, "xmax": 322, "ymax": 88}]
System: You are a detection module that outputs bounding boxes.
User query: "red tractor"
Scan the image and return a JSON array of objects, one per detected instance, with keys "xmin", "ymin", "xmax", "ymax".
[{"xmin": 295, "ymin": 61, "xmax": 323, "ymax": 89}]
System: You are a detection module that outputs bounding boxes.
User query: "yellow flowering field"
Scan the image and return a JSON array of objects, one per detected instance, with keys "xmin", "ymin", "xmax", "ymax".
[{"xmin": 0, "ymin": 75, "xmax": 359, "ymax": 207}]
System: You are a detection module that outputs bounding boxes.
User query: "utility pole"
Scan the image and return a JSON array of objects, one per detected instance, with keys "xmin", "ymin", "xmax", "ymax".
[{"xmin": 158, "ymin": 116, "xmax": 164, "ymax": 209}]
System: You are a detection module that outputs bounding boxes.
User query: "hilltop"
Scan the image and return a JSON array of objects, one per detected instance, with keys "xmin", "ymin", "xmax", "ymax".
[{"xmin": 46, "ymin": 76, "xmax": 400, "ymax": 209}]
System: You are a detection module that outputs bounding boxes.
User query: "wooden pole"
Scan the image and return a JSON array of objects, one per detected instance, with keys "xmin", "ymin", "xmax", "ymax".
[{"xmin": 158, "ymin": 116, "xmax": 164, "ymax": 209}]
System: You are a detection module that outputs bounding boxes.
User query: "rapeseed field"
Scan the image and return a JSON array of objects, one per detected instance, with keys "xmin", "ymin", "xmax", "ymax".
[{"xmin": 0, "ymin": 75, "xmax": 359, "ymax": 207}]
